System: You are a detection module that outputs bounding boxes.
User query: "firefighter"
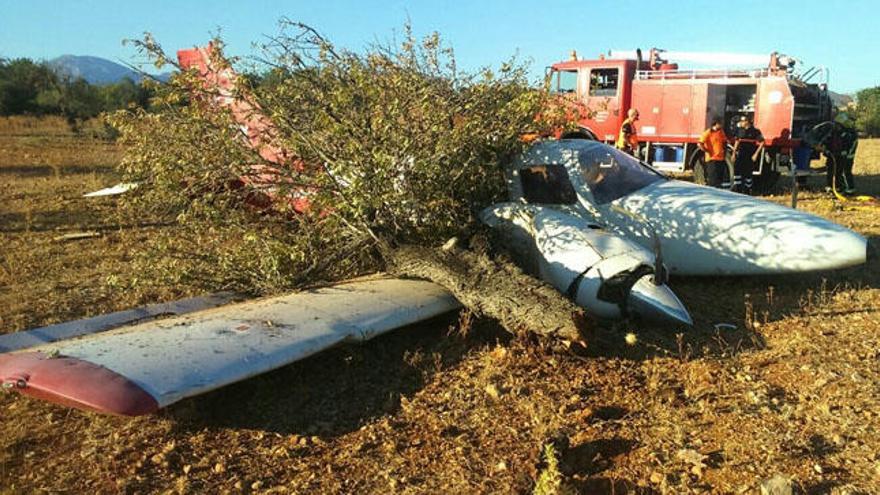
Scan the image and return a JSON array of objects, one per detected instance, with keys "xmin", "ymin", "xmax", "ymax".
[
  {"xmin": 616, "ymin": 108, "xmax": 640, "ymax": 156},
  {"xmin": 732, "ymin": 115, "xmax": 764, "ymax": 193},
  {"xmin": 825, "ymin": 112, "xmax": 858, "ymax": 194},
  {"xmin": 698, "ymin": 118, "xmax": 728, "ymax": 188}
]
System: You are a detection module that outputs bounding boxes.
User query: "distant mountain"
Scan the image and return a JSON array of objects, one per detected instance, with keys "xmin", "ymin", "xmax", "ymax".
[{"xmin": 48, "ymin": 55, "xmax": 171, "ymax": 85}]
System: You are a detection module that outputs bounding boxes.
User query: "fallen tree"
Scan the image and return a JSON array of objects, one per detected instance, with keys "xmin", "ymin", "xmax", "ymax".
[
  {"xmin": 109, "ymin": 20, "xmax": 588, "ymax": 341},
  {"xmin": 388, "ymin": 240, "xmax": 591, "ymax": 342}
]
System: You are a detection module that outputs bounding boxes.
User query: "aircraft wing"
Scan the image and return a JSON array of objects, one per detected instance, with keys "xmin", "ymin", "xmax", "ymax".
[
  {"xmin": 83, "ymin": 182, "xmax": 138, "ymax": 198},
  {"xmin": 0, "ymin": 292, "xmax": 238, "ymax": 353},
  {"xmin": 0, "ymin": 278, "xmax": 460, "ymax": 416}
]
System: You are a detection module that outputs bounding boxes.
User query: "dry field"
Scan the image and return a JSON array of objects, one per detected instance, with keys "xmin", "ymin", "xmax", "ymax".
[{"xmin": 1, "ymin": 118, "xmax": 879, "ymax": 494}]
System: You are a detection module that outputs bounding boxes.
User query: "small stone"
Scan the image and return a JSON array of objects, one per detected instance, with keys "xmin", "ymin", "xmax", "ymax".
[
  {"xmin": 234, "ymin": 480, "xmax": 243, "ymax": 490},
  {"xmin": 576, "ymin": 407, "xmax": 594, "ymax": 421},
  {"xmin": 484, "ymin": 383, "xmax": 500, "ymax": 400},
  {"xmin": 813, "ymin": 463, "xmax": 823, "ymax": 474},
  {"xmin": 150, "ymin": 454, "xmax": 164, "ymax": 465},
  {"xmin": 183, "ymin": 464, "xmax": 192, "ymax": 475},
  {"xmin": 650, "ymin": 471, "xmax": 664, "ymax": 484},
  {"xmin": 213, "ymin": 462, "xmax": 226, "ymax": 474},
  {"xmin": 760, "ymin": 474, "xmax": 792, "ymax": 495},
  {"xmin": 491, "ymin": 347, "xmax": 508, "ymax": 360},
  {"xmin": 495, "ymin": 461, "xmax": 507, "ymax": 471},
  {"xmin": 441, "ymin": 237, "xmax": 458, "ymax": 251},
  {"xmin": 251, "ymin": 480, "xmax": 264, "ymax": 490}
]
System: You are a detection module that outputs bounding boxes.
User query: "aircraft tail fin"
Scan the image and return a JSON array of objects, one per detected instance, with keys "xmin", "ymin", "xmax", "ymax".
[{"xmin": 176, "ymin": 44, "xmax": 311, "ymax": 212}]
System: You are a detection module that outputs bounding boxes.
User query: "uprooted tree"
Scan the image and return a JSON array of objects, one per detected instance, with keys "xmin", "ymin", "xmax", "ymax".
[{"xmin": 107, "ymin": 20, "xmax": 590, "ymax": 342}]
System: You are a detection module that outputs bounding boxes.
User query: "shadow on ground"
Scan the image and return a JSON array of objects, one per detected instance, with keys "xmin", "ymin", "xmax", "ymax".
[
  {"xmin": 0, "ymin": 164, "xmax": 115, "ymax": 177},
  {"xmin": 165, "ymin": 315, "xmax": 511, "ymax": 437}
]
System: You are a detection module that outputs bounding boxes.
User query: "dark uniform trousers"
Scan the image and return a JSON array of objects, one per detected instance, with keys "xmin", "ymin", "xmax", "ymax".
[{"xmin": 706, "ymin": 160, "xmax": 726, "ymax": 188}]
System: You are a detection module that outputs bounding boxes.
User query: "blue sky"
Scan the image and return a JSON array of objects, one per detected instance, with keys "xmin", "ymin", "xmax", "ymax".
[{"xmin": 1, "ymin": 0, "xmax": 877, "ymax": 93}]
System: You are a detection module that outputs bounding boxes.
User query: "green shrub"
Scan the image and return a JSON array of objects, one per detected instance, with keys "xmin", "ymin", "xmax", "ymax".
[{"xmin": 108, "ymin": 21, "xmax": 566, "ymax": 294}]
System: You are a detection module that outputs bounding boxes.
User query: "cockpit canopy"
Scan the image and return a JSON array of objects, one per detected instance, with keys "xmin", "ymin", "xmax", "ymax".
[{"xmin": 507, "ymin": 140, "xmax": 665, "ymax": 206}]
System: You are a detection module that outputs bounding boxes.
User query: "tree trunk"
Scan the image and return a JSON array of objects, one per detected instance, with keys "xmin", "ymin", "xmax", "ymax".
[{"xmin": 386, "ymin": 243, "xmax": 592, "ymax": 343}]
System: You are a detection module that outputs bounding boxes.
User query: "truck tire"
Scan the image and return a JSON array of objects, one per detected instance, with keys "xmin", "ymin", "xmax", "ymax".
[
  {"xmin": 690, "ymin": 152, "xmax": 733, "ymax": 187},
  {"xmin": 560, "ymin": 128, "xmax": 596, "ymax": 140},
  {"xmin": 692, "ymin": 157, "xmax": 707, "ymax": 185}
]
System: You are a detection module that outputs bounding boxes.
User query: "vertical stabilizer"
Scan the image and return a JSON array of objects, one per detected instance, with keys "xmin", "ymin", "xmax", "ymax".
[{"xmin": 176, "ymin": 44, "xmax": 310, "ymax": 211}]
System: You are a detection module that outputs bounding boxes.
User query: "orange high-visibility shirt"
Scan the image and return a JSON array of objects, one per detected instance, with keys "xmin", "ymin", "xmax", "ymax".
[
  {"xmin": 616, "ymin": 118, "xmax": 638, "ymax": 150},
  {"xmin": 699, "ymin": 128, "xmax": 727, "ymax": 161}
]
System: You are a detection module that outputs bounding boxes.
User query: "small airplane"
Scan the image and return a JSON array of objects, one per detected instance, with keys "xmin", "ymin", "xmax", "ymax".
[{"xmin": 0, "ymin": 44, "xmax": 866, "ymax": 416}]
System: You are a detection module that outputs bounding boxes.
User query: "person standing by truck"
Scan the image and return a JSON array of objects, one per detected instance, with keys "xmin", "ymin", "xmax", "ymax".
[
  {"xmin": 616, "ymin": 108, "xmax": 640, "ymax": 157},
  {"xmin": 814, "ymin": 111, "xmax": 859, "ymax": 195},
  {"xmin": 698, "ymin": 119, "xmax": 728, "ymax": 188},
  {"xmin": 732, "ymin": 116, "xmax": 764, "ymax": 193},
  {"xmin": 828, "ymin": 112, "xmax": 858, "ymax": 195}
]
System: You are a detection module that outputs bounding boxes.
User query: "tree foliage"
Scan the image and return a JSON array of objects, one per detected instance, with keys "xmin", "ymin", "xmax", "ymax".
[
  {"xmin": 855, "ymin": 86, "xmax": 880, "ymax": 137},
  {"xmin": 107, "ymin": 21, "xmax": 566, "ymax": 293},
  {"xmin": 0, "ymin": 57, "xmax": 152, "ymax": 124},
  {"xmin": 0, "ymin": 58, "xmax": 57, "ymax": 115}
]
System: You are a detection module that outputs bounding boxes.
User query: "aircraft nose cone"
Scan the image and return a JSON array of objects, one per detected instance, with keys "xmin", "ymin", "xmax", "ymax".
[{"xmin": 627, "ymin": 275, "xmax": 693, "ymax": 327}]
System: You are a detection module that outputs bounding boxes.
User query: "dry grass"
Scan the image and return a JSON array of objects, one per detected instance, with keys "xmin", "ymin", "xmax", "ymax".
[
  {"xmin": 1, "ymin": 123, "xmax": 880, "ymax": 494},
  {"xmin": 0, "ymin": 118, "xmax": 203, "ymax": 332}
]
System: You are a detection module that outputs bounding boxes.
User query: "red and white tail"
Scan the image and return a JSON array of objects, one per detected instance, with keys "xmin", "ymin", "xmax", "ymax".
[{"xmin": 177, "ymin": 44, "xmax": 311, "ymax": 211}]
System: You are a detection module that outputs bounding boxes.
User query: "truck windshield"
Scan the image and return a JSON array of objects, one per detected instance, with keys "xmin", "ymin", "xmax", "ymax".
[
  {"xmin": 577, "ymin": 147, "xmax": 665, "ymax": 204},
  {"xmin": 553, "ymin": 70, "xmax": 578, "ymax": 94}
]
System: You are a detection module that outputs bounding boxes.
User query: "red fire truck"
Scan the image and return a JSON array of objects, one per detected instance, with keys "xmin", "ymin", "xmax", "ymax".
[{"xmin": 548, "ymin": 48, "xmax": 832, "ymax": 191}]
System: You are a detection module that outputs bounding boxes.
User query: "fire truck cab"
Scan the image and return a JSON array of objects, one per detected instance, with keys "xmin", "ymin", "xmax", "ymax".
[{"xmin": 548, "ymin": 49, "xmax": 832, "ymax": 191}]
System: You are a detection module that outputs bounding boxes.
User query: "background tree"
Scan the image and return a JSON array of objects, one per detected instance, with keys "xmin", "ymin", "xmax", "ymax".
[
  {"xmin": 0, "ymin": 58, "xmax": 57, "ymax": 115},
  {"xmin": 855, "ymin": 86, "xmax": 880, "ymax": 137},
  {"xmin": 0, "ymin": 57, "xmax": 154, "ymax": 129}
]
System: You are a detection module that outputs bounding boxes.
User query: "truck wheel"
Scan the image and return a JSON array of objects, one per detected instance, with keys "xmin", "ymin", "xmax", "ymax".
[
  {"xmin": 693, "ymin": 160, "xmax": 707, "ymax": 185},
  {"xmin": 691, "ymin": 154, "xmax": 707, "ymax": 185},
  {"xmin": 560, "ymin": 129, "xmax": 596, "ymax": 140},
  {"xmin": 691, "ymin": 154, "xmax": 733, "ymax": 187}
]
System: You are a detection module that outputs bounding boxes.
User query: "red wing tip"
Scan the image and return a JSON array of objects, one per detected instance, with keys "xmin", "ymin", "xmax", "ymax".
[{"xmin": 0, "ymin": 352, "xmax": 159, "ymax": 416}]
